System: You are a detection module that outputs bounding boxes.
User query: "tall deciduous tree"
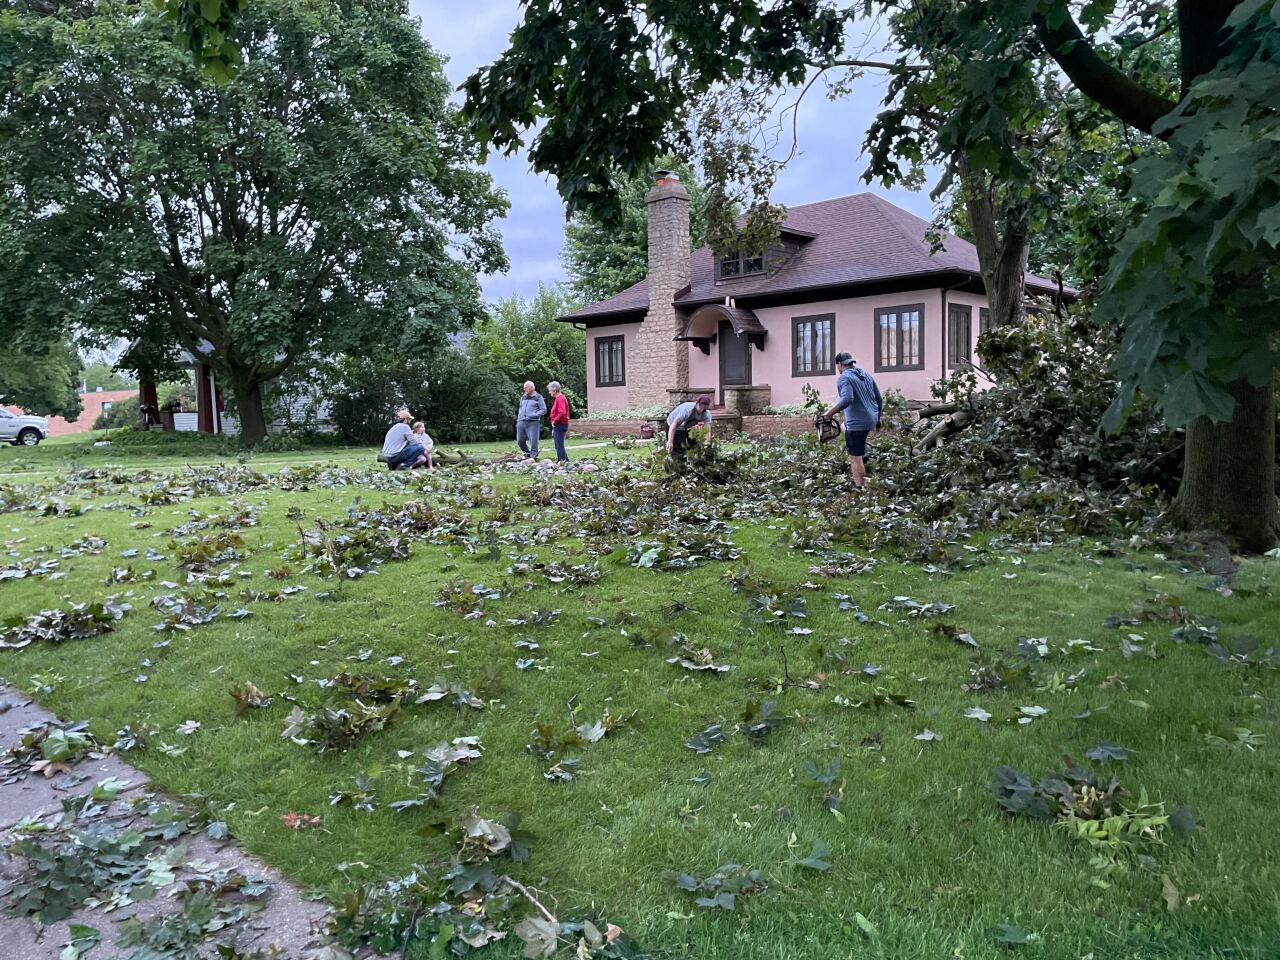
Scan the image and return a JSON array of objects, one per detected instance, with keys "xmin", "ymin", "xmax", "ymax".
[
  {"xmin": 563, "ymin": 157, "xmax": 706, "ymax": 304},
  {"xmin": 464, "ymin": 0, "xmax": 1280, "ymax": 550},
  {"xmin": 468, "ymin": 285, "xmax": 587, "ymax": 408},
  {"xmin": 81, "ymin": 361, "xmax": 137, "ymax": 392},
  {"xmin": 0, "ymin": 341, "xmax": 82, "ymax": 419},
  {"xmin": 0, "ymin": 0, "xmax": 507, "ymax": 445},
  {"xmin": 865, "ymin": 3, "xmax": 1172, "ymax": 321}
]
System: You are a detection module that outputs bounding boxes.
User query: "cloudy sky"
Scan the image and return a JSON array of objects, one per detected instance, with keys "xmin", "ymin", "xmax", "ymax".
[{"xmin": 407, "ymin": 1, "xmax": 940, "ymax": 304}]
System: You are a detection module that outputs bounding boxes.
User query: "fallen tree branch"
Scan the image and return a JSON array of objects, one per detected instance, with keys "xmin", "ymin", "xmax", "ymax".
[
  {"xmin": 501, "ymin": 875, "xmax": 558, "ymax": 924},
  {"xmin": 914, "ymin": 410, "xmax": 972, "ymax": 454}
]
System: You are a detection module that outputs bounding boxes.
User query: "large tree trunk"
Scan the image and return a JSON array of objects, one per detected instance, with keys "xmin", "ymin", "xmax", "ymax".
[
  {"xmin": 230, "ymin": 373, "xmax": 269, "ymax": 447},
  {"xmin": 1171, "ymin": 378, "xmax": 1279, "ymax": 551},
  {"xmin": 959, "ymin": 159, "xmax": 1029, "ymax": 329},
  {"xmin": 1037, "ymin": 3, "xmax": 1277, "ymax": 550}
]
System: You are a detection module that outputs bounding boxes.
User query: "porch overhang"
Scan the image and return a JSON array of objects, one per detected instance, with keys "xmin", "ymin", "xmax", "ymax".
[{"xmin": 675, "ymin": 303, "xmax": 767, "ymax": 354}]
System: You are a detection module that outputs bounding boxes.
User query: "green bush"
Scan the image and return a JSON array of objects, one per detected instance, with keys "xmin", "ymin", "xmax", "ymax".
[
  {"xmin": 577, "ymin": 405, "xmax": 666, "ymax": 422},
  {"xmin": 249, "ymin": 433, "xmax": 307, "ymax": 453},
  {"xmin": 92, "ymin": 396, "xmax": 140, "ymax": 430},
  {"xmin": 159, "ymin": 381, "xmax": 197, "ymax": 411},
  {"xmin": 325, "ymin": 349, "xmax": 515, "ymax": 446},
  {"xmin": 100, "ymin": 428, "xmax": 239, "ymax": 455},
  {"xmin": 467, "ymin": 285, "xmax": 586, "ymax": 414}
]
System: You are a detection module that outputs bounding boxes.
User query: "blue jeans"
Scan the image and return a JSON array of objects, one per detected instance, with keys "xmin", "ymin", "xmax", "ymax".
[
  {"xmin": 387, "ymin": 442, "xmax": 424, "ymax": 470},
  {"xmin": 516, "ymin": 421, "xmax": 540, "ymax": 457},
  {"xmin": 552, "ymin": 422, "xmax": 568, "ymax": 461}
]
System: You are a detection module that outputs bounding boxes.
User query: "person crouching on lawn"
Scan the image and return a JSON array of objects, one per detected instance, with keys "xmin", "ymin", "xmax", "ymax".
[
  {"xmin": 666, "ymin": 394, "xmax": 712, "ymax": 462},
  {"xmin": 411, "ymin": 421, "xmax": 435, "ymax": 471},
  {"xmin": 547, "ymin": 381, "xmax": 570, "ymax": 462},
  {"xmin": 516, "ymin": 380, "xmax": 546, "ymax": 460},
  {"xmin": 381, "ymin": 407, "xmax": 429, "ymax": 471},
  {"xmin": 821, "ymin": 351, "xmax": 882, "ymax": 489}
]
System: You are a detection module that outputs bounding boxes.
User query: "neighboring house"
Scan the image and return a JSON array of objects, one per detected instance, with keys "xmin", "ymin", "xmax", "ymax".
[
  {"xmin": 141, "ymin": 348, "xmax": 334, "ymax": 437},
  {"xmin": 4, "ymin": 389, "xmax": 136, "ymax": 437},
  {"xmin": 559, "ymin": 173, "xmax": 1065, "ymax": 413}
]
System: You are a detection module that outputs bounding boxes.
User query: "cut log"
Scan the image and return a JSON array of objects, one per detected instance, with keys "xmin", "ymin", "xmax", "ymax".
[
  {"xmin": 376, "ymin": 449, "xmax": 472, "ymax": 468},
  {"xmin": 916, "ymin": 401, "xmax": 961, "ymax": 418},
  {"xmin": 914, "ymin": 410, "xmax": 972, "ymax": 453}
]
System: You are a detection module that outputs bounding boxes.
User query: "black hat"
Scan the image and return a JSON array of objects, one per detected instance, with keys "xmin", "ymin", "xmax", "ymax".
[{"xmin": 834, "ymin": 352, "xmax": 855, "ymax": 366}]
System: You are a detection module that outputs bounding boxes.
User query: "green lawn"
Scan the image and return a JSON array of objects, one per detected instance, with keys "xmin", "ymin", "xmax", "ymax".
[
  {"xmin": 2, "ymin": 435, "xmax": 1278, "ymax": 959},
  {"xmin": 1, "ymin": 430, "xmax": 628, "ymax": 478}
]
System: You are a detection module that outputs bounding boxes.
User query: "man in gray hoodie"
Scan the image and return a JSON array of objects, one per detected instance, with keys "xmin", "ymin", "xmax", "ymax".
[{"xmin": 515, "ymin": 380, "xmax": 546, "ymax": 459}]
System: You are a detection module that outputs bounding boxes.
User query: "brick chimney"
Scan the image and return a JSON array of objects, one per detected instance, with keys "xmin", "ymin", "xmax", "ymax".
[{"xmin": 630, "ymin": 170, "xmax": 691, "ymax": 407}]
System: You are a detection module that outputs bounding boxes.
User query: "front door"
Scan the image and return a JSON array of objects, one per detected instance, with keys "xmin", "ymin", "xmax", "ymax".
[{"xmin": 718, "ymin": 320, "xmax": 751, "ymax": 402}]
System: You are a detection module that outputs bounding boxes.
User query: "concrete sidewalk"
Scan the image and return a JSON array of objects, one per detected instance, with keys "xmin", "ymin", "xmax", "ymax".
[{"xmin": 0, "ymin": 688, "xmax": 329, "ymax": 958}]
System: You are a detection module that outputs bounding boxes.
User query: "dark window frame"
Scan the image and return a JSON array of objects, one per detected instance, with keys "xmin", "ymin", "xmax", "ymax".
[
  {"xmin": 594, "ymin": 335, "xmax": 626, "ymax": 387},
  {"xmin": 717, "ymin": 249, "xmax": 765, "ymax": 280},
  {"xmin": 874, "ymin": 303, "xmax": 926, "ymax": 373},
  {"xmin": 791, "ymin": 313, "xmax": 836, "ymax": 377},
  {"xmin": 947, "ymin": 303, "xmax": 973, "ymax": 369}
]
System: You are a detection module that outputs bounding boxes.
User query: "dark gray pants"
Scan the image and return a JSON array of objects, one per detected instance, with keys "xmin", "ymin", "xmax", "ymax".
[{"xmin": 516, "ymin": 421, "xmax": 540, "ymax": 457}]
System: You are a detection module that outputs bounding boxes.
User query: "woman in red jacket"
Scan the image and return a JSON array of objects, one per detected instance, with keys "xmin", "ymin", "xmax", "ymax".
[{"xmin": 547, "ymin": 381, "xmax": 570, "ymax": 462}]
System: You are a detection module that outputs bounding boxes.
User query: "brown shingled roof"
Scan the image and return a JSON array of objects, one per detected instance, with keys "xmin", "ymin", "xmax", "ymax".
[{"xmin": 560, "ymin": 192, "xmax": 1065, "ymax": 322}]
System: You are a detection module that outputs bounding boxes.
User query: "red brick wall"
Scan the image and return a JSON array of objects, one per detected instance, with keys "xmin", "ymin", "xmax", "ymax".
[
  {"xmin": 574, "ymin": 414, "xmax": 815, "ymax": 440},
  {"xmin": 4, "ymin": 389, "xmax": 136, "ymax": 437},
  {"xmin": 569, "ymin": 421, "xmax": 653, "ymax": 439}
]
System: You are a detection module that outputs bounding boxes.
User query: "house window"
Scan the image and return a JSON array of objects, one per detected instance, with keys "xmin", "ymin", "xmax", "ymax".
[
  {"xmin": 595, "ymin": 335, "xmax": 625, "ymax": 387},
  {"xmin": 947, "ymin": 304, "xmax": 972, "ymax": 368},
  {"xmin": 875, "ymin": 303, "xmax": 925, "ymax": 372},
  {"xmin": 979, "ymin": 307, "xmax": 992, "ymax": 335},
  {"xmin": 718, "ymin": 250, "xmax": 765, "ymax": 279},
  {"xmin": 792, "ymin": 314, "xmax": 835, "ymax": 377}
]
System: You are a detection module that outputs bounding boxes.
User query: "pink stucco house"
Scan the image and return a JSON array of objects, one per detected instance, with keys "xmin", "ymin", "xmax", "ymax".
[{"xmin": 559, "ymin": 173, "xmax": 1062, "ymax": 415}]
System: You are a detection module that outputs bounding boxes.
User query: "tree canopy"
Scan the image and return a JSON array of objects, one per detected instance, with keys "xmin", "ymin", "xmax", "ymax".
[
  {"xmin": 1, "ymin": 0, "xmax": 507, "ymax": 445},
  {"xmin": 81, "ymin": 361, "xmax": 137, "ymax": 393},
  {"xmin": 468, "ymin": 285, "xmax": 587, "ymax": 410},
  {"xmin": 0, "ymin": 340, "xmax": 82, "ymax": 419}
]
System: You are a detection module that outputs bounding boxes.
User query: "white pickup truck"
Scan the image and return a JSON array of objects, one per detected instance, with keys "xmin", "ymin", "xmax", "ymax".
[{"xmin": 0, "ymin": 408, "xmax": 49, "ymax": 445}]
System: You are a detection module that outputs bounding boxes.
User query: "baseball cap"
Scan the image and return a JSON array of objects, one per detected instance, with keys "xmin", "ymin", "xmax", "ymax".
[
  {"xmin": 695, "ymin": 394, "xmax": 712, "ymax": 406},
  {"xmin": 834, "ymin": 352, "xmax": 854, "ymax": 366}
]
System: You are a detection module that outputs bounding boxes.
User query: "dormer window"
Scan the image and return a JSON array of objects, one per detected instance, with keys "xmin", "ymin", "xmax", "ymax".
[{"xmin": 718, "ymin": 250, "xmax": 764, "ymax": 279}]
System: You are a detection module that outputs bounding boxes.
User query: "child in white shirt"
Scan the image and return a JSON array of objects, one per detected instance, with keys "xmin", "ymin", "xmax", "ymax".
[{"xmin": 412, "ymin": 421, "xmax": 435, "ymax": 471}]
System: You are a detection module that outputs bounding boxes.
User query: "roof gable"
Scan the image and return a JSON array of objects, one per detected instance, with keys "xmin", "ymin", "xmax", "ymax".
[{"xmin": 560, "ymin": 192, "xmax": 1062, "ymax": 322}]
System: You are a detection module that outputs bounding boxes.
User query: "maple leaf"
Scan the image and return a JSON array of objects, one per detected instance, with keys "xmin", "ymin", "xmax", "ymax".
[{"xmin": 513, "ymin": 915, "xmax": 559, "ymax": 958}]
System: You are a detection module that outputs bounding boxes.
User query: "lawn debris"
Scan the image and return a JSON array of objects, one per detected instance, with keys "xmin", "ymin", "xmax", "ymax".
[
  {"xmin": 281, "ymin": 700, "xmax": 398, "ymax": 753},
  {"xmin": 2, "ymin": 719, "xmax": 101, "ymax": 783},
  {"xmin": 1, "ymin": 598, "xmax": 131, "ymax": 649},
  {"xmin": 666, "ymin": 636, "xmax": 734, "ymax": 672},
  {"xmin": 229, "ymin": 681, "xmax": 272, "ymax": 715},
  {"xmin": 390, "ymin": 737, "xmax": 483, "ymax": 810},
  {"xmin": 664, "ymin": 864, "xmax": 768, "ymax": 911},
  {"xmin": 929, "ymin": 622, "xmax": 978, "ymax": 648}
]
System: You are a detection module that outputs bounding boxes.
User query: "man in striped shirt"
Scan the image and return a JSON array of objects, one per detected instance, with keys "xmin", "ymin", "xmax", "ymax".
[{"xmin": 822, "ymin": 352, "xmax": 882, "ymax": 489}]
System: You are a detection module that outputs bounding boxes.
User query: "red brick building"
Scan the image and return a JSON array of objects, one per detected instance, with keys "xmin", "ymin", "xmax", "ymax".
[{"xmin": 3, "ymin": 388, "xmax": 136, "ymax": 437}]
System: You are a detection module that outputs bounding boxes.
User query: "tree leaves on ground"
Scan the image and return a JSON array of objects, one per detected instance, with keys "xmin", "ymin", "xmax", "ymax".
[
  {"xmin": 1, "ymin": 599, "xmax": 131, "ymax": 649},
  {"xmin": 664, "ymin": 864, "xmax": 768, "ymax": 911}
]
